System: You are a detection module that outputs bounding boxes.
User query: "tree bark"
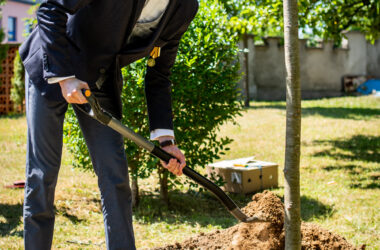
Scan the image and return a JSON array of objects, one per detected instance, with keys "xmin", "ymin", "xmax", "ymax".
[
  {"xmin": 129, "ymin": 160, "xmax": 140, "ymax": 207},
  {"xmin": 243, "ymin": 33, "xmax": 250, "ymax": 107},
  {"xmin": 283, "ymin": 0, "xmax": 302, "ymax": 249},
  {"xmin": 158, "ymin": 166, "xmax": 169, "ymax": 205}
]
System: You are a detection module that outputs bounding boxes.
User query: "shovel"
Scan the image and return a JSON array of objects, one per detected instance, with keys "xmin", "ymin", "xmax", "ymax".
[{"xmin": 78, "ymin": 89, "xmax": 262, "ymax": 223}]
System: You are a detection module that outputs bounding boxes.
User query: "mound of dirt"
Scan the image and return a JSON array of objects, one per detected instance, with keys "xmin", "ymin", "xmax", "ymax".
[
  {"xmin": 154, "ymin": 191, "xmax": 357, "ymax": 250},
  {"xmin": 301, "ymin": 223, "xmax": 357, "ymax": 250}
]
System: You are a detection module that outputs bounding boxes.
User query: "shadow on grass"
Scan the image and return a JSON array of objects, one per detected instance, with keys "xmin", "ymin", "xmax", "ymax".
[
  {"xmin": 134, "ymin": 190, "xmax": 335, "ymax": 226},
  {"xmin": 250, "ymin": 102, "xmax": 380, "ymax": 120},
  {"xmin": 0, "ymin": 202, "xmax": 90, "ymax": 237},
  {"xmin": 323, "ymin": 164, "xmax": 380, "ymax": 189},
  {"xmin": 303, "ymin": 107, "xmax": 380, "ymax": 120},
  {"xmin": 276, "ymin": 194, "xmax": 334, "ymax": 222},
  {"xmin": 55, "ymin": 197, "xmax": 101, "ymax": 225},
  {"xmin": 0, "ymin": 203, "xmax": 23, "ymax": 237},
  {"xmin": 133, "ymin": 190, "xmax": 252, "ymax": 228},
  {"xmin": 0, "ymin": 113, "xmax": 24, "ymax": 119},
  {"xmin": 58, "ymin": 207, "xmax": 87, "ymax": 225},
  {"xmin": 313, "ymin": 135, "xmax": 379, "ymax": 163},
  {"xmin": 300, "ymin": 196, "xmax": 334, "ymax": 221},
  {"xmin": 314, "ymin": 135, "xmax": 380, "ymax": 189}
]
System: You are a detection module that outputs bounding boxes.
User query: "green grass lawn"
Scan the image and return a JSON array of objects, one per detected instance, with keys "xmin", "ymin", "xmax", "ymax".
[{"xmin": 0, "ymin": 96, "xmax": 379, "ymax": 249}]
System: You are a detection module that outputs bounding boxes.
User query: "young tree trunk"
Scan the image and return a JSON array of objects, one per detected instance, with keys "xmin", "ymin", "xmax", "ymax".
[
  {"xmin": 283, "ymin": 0, "xmax": 302, "ymax": 249},
  {"xmin": 243, "ymin": 33, "xmax": 250, "ymax": 107},
  {"xmin": 158, "ymin": 166, "xmax": 169, "ymax": 205},
  {"xmin": 129, "ymin": 160, "xmax": 140, "ymax": 207}
]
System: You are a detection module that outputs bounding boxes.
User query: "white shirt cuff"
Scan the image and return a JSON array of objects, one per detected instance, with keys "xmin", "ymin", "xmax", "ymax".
[
  {"xmin": 47, "ymin": 75, "xmax": 76, "ymax": 84},
  {"xmin": 150, "ymin": 129, "xmax": 174, "ymax": 140}
]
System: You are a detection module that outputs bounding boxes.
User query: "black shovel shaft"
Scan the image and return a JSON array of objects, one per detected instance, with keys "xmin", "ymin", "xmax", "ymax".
[
  {"xmin": 150, "ymin": 145, "xmax": 238, "ymax": 211},
  {"xmin": 80, "ymin": 89, "xmax": 250, "ymax": 222},
  {"xmin": 108, "ymin": 117, "xmax": 240, "ymax": 212}
]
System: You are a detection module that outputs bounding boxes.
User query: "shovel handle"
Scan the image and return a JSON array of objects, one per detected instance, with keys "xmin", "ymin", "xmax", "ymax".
[{"xmin": 80, "ymin": 89, "xmax": 112, "ymax": 125}]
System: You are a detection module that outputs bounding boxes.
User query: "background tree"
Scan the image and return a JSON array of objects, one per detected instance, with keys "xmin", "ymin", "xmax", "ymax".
[
  {"xmin": 300, "ymin": 0, "xmax": 380, "ymax": 44},
  {"xmin": 0, "ymin": 30, "xmax": 7, "ymax": 75},
  {"xmin": 219, "ymin": 0, "xmax": 283, "ymax": 37},
  {"xmin": 283, "ymin": 0, "xmax": 301, "ymax": 248},
  {"xmin": 63, "ymin": 0, "xmax": 242, "ymax": 206},
  {"xmin": 10, "ymin": 51, "xmax": 25, "ymax": 112},
  {"xmin": 220, "ymin": 0, "xmax": 380, "ymax": 44},
  {"xmin": 23, "ymin": 4, "xmax": 39, "ymax": 37}
]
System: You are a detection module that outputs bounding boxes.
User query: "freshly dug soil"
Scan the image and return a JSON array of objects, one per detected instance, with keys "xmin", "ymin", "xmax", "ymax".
[{"xmin": 155, "ymin": 191, "xmax": 357, "ymax": 250}]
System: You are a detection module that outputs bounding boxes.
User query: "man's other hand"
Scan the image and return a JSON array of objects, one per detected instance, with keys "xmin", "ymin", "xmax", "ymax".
[
  {"xmin": 160, "ymin": 143, "xmax": 186, "ymax": 176},
  {"xmin": 59, "ymin": 77, "xmax": 89, "ymax": 104}
]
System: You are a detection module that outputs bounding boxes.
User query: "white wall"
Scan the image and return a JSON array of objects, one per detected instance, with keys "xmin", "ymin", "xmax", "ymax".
[
  {"xmin": 367, "ymin": 39, "xmax": 380, "ymax": 78},
  {"xmin": 239, "ymin": 31, "xmax": 380, "ymax": 100}
]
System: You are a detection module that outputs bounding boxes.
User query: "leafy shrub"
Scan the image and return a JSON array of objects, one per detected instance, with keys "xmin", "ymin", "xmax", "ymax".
[
  {"xmin": 63, "ymin": 0, "xmax": 241, "ymax": 204},
  {"xmin": 0, "ymin": 29, "xmax": 8, "ymax": 84}
]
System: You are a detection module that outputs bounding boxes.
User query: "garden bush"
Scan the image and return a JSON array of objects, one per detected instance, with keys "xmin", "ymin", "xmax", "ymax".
[
  {"xmin": 63, "ymin": 0, "xmax": 242, "ymax": 205},
  {"xmin": 11, "ymin": 51, "xmax": 25, "ymax": 112}
]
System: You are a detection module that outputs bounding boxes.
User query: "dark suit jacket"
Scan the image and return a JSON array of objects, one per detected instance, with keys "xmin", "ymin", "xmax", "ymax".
[{"xmin": 19, "ymin": 0, "xmax": 198, "ymax": 130}]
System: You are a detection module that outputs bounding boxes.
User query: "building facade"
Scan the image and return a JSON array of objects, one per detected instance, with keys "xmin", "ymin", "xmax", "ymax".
[{"xmin": 1, "ymin": 0, "xmax": 40, "ymax": 44}]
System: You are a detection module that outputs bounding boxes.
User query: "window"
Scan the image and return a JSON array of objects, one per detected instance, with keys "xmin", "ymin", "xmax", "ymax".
[{"xmin": 8, "ymin": 17, "xmax": 17, "ymax": 42}]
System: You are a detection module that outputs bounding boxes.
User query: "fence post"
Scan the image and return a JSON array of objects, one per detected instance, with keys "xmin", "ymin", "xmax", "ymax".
[{"xmin": 247, "ymin": 34, "xmax": 257, "ymax": 100}]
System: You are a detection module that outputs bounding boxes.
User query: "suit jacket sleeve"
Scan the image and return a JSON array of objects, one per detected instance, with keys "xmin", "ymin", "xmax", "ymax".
[
  {"xmin": 37, "ymin": 0, "xmax": 93, "ymax": 80},
  {"xmin": 144, "ymin": 0, "xmax": 198, "ymax": 132}
]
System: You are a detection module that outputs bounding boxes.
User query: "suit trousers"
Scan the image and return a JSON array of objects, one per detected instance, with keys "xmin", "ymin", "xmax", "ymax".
[{"xmin": 23, "ymin": 75, "xmax": 136, "ymax": 250}]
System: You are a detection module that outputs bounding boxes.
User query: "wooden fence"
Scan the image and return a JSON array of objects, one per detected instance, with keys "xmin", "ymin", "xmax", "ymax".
[{"xmin": 0, "ymin": 45, "xmax": 19, "ymax": 115}]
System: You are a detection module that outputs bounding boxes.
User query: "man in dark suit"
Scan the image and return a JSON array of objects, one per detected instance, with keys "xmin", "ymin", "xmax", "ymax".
[{"xmin": 20, "ymin": 0, "xmax": 198, "ymax": 249}]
